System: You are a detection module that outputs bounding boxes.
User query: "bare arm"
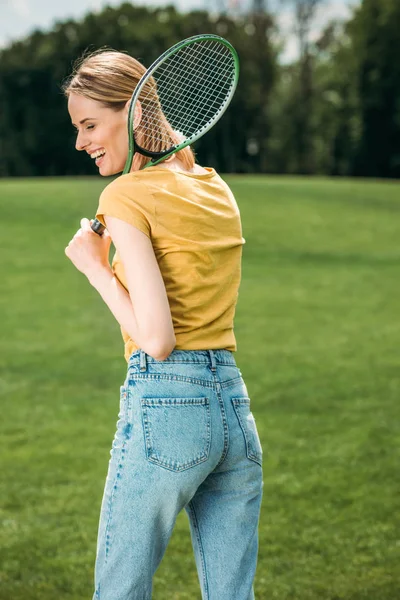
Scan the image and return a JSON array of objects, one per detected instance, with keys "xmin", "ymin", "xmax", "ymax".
[{"xmin": 88, "ymin": 216, "xmax": 176, "ymax": 360}]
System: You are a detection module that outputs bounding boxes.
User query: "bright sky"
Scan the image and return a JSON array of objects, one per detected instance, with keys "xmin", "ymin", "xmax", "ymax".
[{"xmin": 1, "ymin": 0, "xmax": 359, "ymax": 62}]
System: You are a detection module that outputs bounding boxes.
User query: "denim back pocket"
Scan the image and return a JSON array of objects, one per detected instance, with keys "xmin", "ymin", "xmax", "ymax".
[
  {"xmin": 231, "ymin": 397, "xmax": 263, "ymax": 466},
  {"xmin": 140, "ymin": 397, "xmax": 211, "ymax": 472}
]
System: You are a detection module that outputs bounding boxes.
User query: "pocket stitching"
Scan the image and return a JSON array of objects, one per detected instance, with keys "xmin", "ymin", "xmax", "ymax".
[
  {"xmin": 140, "ymin": 397, "xmax": 211, "ymax": 472},
  {"xmin": 232, "ymin": 397, "xmax": 263, "ymax": 466}
]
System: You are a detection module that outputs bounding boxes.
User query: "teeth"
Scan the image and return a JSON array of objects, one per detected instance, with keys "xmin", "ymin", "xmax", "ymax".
[{"xmin": 91, "ymin": 150, "xmax": 106, "ymax": 159}]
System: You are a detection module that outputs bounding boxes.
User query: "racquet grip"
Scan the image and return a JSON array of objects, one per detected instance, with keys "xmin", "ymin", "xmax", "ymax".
[{"xmin": 91, "ymin": 218, "xmax": 105, "ymax": 236}]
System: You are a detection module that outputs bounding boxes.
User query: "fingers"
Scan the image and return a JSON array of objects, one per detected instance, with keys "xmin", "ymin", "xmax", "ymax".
[
  {"xmin": 70, "ymin": 219, "xmax": 101, "ymax": 242},
  {"xmin": 80, "ymin": 217, "xmax": 92, "ymax": 231}
]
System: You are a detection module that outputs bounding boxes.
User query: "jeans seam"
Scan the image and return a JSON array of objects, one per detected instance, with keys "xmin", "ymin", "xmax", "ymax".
[
  {"xmin": 104, "ymin": 442, "xmax": 127, "ymax": 563},
  {"xmin": 128, "ymin": 373, "xmax": 215, "ymax": 388},
  {"xmin": 188, "ymin": 500, "xmax": 209, "ymax": 600},
  {"xmin": 129, "ymin": 360, "xmax": 236, "ymax": 367}
]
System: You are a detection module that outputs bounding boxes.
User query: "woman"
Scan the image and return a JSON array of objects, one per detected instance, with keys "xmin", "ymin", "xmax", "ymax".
[{"xmin": 63, "ymin": 48, "xmax": 263, "ymax": 600}]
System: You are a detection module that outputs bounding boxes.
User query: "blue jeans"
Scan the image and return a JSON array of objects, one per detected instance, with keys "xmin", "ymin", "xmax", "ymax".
[{"xmin": 93, "ymin": 349, "xmax": 264, "ymax": 600}]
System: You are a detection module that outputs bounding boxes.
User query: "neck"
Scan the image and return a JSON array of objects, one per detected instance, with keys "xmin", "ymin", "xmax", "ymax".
[{"xmin": 156, "ymin": 156, "xmax": 208, "ymax": 175}]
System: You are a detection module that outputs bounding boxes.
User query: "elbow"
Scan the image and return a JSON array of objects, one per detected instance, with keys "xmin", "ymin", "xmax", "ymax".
[{"xmin": 148, "ymin": 335, "xmax": 176, "ymax": 362}]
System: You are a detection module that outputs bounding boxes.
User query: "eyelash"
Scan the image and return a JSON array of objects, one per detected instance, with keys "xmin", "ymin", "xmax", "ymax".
[{"xmin": 74, "ymin": 125, "xmax": 95, "ymax": 133}]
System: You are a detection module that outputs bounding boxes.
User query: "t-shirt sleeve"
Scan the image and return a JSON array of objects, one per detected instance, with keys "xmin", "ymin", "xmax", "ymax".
[{"xmin": 95, "ymin": 177, "xmax": 153, "ymax": 239}]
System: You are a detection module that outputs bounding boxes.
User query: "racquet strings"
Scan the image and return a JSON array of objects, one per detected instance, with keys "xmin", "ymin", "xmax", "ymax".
[{"xmin": 135, "ymin": 39, "xmax": 237, "ymax": 155}]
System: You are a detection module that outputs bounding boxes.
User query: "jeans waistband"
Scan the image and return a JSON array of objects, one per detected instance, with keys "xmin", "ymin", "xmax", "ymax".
[{"xmin": 128, "ymin": 348, "xmax": 236, "ymax": 373}]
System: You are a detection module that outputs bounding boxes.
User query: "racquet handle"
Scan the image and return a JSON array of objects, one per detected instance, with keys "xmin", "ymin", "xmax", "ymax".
[{"xmin": 91, "ymin": 218, "xmax": 105, "ymax": 236}]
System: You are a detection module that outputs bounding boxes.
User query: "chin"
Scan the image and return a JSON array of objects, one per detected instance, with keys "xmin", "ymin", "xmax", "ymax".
[
  {"xmin": 99, "ymin": 166, "xmax": 117, "ymax": 177},
  {"xmin": 100, "ymin": 163, "xmax": 126, "ymax": 177}
]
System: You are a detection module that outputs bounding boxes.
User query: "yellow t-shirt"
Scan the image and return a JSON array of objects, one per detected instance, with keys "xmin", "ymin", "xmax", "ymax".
[{"xmin": 95, "ymin": 166, "xmax": 245, "ymax": 362}]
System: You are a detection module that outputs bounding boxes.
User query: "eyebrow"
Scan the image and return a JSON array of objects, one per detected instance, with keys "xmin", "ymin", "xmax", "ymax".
[{"xmin": 72, "ymin": 118, "xmax": 97, "ymax": 127}]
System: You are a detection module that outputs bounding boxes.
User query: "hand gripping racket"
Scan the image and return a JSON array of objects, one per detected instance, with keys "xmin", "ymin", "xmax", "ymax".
[{"xmin": 90, "ymin": 33, "xmax": 239, "ymax": 236}]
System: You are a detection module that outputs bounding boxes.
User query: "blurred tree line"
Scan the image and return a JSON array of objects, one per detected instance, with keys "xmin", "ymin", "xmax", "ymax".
[{"xmin": 0, "ymin": 0, "xmax": 399, "ymax": 178}]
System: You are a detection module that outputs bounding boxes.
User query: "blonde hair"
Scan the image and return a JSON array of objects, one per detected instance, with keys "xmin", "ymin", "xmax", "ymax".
[{"xmin": 62, "ymin": 48, "xmax": 195, "ymax": 171}]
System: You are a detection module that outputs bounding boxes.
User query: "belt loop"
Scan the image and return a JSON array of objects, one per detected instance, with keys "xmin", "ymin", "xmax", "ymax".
[
  {"xmin": 208, "ymin": 349, "xmax": 217, "ymax": 373},
  {"xmin": 139, "ymin": 349, "xmax": 147, "ymax": 372}
]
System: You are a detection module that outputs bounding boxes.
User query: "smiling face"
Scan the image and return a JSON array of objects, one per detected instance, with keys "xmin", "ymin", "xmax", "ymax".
[{"xmin": 68, "ymin": 93, "xmax": 130, "ymax": 176}]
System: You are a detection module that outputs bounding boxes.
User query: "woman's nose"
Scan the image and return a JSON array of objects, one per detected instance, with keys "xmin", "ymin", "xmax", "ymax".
[{"xmin": 75, "ymin": 130, "xmax": 88, "ymax": 151}]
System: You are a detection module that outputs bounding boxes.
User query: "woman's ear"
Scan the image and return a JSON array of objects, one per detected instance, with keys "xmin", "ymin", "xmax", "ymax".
[
  {"xmin": 125, "ymin": 98, "xmax": 142, "ymax": 130},
  {"xmin": 133, "ymin": 100, "xmax": 142, "ymax": 130}
]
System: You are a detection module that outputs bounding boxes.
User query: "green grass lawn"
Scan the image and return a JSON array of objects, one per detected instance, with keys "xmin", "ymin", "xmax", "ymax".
[{"xmin": 1, "ymin": 175, "xmax": 399, "ymax": 599}]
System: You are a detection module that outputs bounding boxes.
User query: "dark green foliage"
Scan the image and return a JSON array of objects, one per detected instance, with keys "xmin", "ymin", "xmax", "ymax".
[
  {"xmin": 0, "ymin": 5, "xmax": 276, "ymax": 177},
  {"xmin": 351, "ymin": 0, "xmax": 400, "ymax": 177},
  {"xmin": 0, "ymin": 1, "xmax": 399, "ymax": 178},
  {"xmin": 267, "ymin": 0, "xmax": 400, "ymax": 178}
]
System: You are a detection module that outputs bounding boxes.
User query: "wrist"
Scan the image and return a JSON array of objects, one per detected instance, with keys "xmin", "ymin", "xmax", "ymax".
[{"xmin": 87, "ymin": 264, "xmax": 113, "ymax": 289}]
